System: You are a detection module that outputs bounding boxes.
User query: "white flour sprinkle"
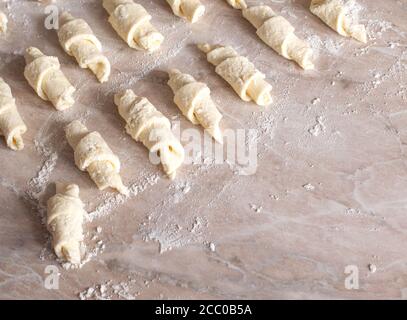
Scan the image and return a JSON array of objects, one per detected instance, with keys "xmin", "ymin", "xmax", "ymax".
[
  {"xmin": 306, "ymin": 34, "xmax": 345, "ymax": 56},
  {"xmin": 312, "ymin": 98, "xmax": 321, "ymax": 105},
  {"xmin": 303, "ymin": 183, "xmax": 315, "ymax": 191},
  {"xmin": 308, "ymin": 116, "xmax": 326, "ymax": 137},
  {"xmin": 88, "ymin": 173, "xmax": 160, "ymax": 221},
  {"xmin": 79, "ymin": 277, "xmax": 143, "ymax": 300},
  {"xmin": 27, "ymin": 152, "xmax": 58, "ymax": 197},
  {"xmin": 250, "ymin": 203, "xmax": 263, "ymax": 213},
  {"xmin": 368, "ymin": 264, "xmax": 377, "ymax": 273},
  {"xmin": 143, "ymin": 216, "xmax": 207, "ymax": 254},
  {"xmin": 209, "ymin": 242, "xmax": 216, "ymax": 252}
]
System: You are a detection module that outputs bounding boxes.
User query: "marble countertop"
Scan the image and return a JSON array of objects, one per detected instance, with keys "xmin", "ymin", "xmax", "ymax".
[{"xmin": 0, "ymin": 0, "xmax": 406, "ymax": 299}]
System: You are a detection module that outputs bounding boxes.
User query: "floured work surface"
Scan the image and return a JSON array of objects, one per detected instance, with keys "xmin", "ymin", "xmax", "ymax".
[{"xmin": 0, "ymin": 0, "xmax": 406, "ymax": 299}]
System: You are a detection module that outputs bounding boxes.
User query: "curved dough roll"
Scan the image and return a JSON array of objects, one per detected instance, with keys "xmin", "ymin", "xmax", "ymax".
[
  {"xmin": 168, "ymin": 69, "xmax": 223, "ymax": 143},
  {"xmin": 58, "ymin": 12, "xmax": 111, "ymax": 83},
  {"xmin": 243, "ymin": 6, "xmax": 314, "ymax": 70},
  {"xmin": 65, "ymin": 120, "xmax": 128, "ymax": 195},
  {"xmin": 47, "ymin": 183, "xmax": 85, "ymax": 265},
  {"xmin": 24, "ymin": 47, "xmax": 75, "ymax": 110},
  {"xmin": 103, "ymin": 0, "xmax": 164, "ymax": 51},
  {"xmin": 0, "ymin": 11, "xmax": 7, "ymax": 34},
  {"xmin": 310, "ymin": 0, "xmax": 367, "ymax": 43},
  {"xmin": 198, "ymin": 43, "xmax": 273, "ymax": 106},
  {"xmin": 225, "ymin": 0, "xmax": 247, "ymax": 10},
  {"xmin": 166, "ymin": 0, "xmax": 205, "ymax": 23},
  {"xmin": 114, "ymin": 89, "xmax": 184, "ymax": 179},
  {"xmin": 0, "ymin": 77, "xmax": 27, "ymax": 150}
]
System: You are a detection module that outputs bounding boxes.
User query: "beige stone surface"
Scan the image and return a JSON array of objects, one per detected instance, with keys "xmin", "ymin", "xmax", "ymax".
[{"xmin": 0, "ymin": 0, "xmax": 406, "ymax": 299}]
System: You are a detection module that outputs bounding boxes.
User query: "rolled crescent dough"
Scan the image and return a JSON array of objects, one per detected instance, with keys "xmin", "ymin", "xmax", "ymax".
[
  {"xmin": 103, "ymin": 0, "xmax": 164, "ymax": 51},
  {"xmin": 198, "ymin": 43, "xmax": 273, "ymax": 106},
  {"xmin": 47, "ymin": 183, "xmax": 86, "ymax": 265},
  {"xmin": 0, "ymin": 77, "xmax": 27, "ymax": 150},
  {"xmin": 166, "ymin": 0, "xmax": 205, "ymax": 23},
  {"xmin": 24, "ymin": 47, "xmax": 75, "ymax": 111},
  {"xmin": 0, "ymin": 11, "xmax": 7, "ymax": 34},
  {"xmin": 65, "ymin": 120, "xmax": 129, "ymax": 195},
  {"xmin": 168, "ymin": 69, "xmax": 223, "ymax": 143},
  {"xmin": 310, "ymin": 0, "xmax": 367, "ymax": 43},
  {"xmin": 58, "ymin": 12, "xmax": 111, "ymax": 83},
  {"xmin": 243, "ymin": 6, "xmax": 314, "ymax": 70},
  {"xmin": 114, "ymin": 89, "xmax": 185, "ymax": 179},
  {"xmin": 225, "ymin": 0, "xmax": 247, "ymax": 10}
]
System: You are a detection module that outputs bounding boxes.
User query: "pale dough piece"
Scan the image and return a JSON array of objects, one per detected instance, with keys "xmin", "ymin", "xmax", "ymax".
[
  {"xmin": 310, "ymin": 0, "xmax": 367, "ymax": 43},
  {"xmin": 198, "ymin": 43, "xmax": 273, "ymax": 106},
  {"xmin": 166, "ymin": 0, "xmax": 205, "ymax": 23},
  {"xmin": 58, "ymin": 12, "xmax": 111, "ymax": 83},
  {"xmin": 0, "ymin": 11, "xmax": 7, "ymax": 34},
  {"xmin": 243, "ymin": 6, "xmax": 314, "ymax": 70},
  {"xmin": 0, "ymin": 77, "xmax": 27, "ymax": 150},
  {"xmin": 47, "ymin": 183, "xmax": 85, "ymax": 265},
  {"xmin": 225, "ymin": 0, "xmax": 247, "ymax": 10},
  {"xmin": 24, "ymin": 47, "xmax": 75, "ymax": 111},
  {"xmin": 103, "ymin": 0, "xmax": 164, "ymax": 51},
  {"xmin": 114, "ymin": 89, "xmax": 184, "ymax": 179},
  {"xmin": 65, "ymin": 120, "xmax": 129, "ymax": 195},
  {"xmin": 167, "ymin": 69, "xmax": 223, "ymax": 143}
]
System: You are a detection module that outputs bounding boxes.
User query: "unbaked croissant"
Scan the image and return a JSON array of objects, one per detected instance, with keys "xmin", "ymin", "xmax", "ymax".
[
  {"xmin": 65, "ymin": 120, "xmax": 129, "ymax": 194},
  {"xmin": 114, "ymin": 89, "xmax": 185, "ymax": 179},
  {"xmin": 47, "ymin": 183, "xmax": 86, "ymax": 265},
  {"xmin": 168, "ymin": 69, "xmax": 223, "ymax": 143},
  {"xmin": 198, "ymin": 43, "xmax": 273, "ymax": 106},
  {"xmin": 103, "ymin": 0, "xmax": 164, "ymax": 51},
  {"xmin": 58, "ymin": 12, "xmax": 111, "ymax": 83},
  {"xmin": 0, "ymin": 77, "xmax": 27, "ymax": 150},
  {"xmin": 24, "ymin": 47, "xmax": 75, "ymax": 110},
  {"xmin": 310, "ymin": 0, "xmax": 367, "ymax": 43},
  {"xmin": 166, "ymin": 0, "xmax": 205, "ymax": 23},
  {"xmin": 242, "ymin": 5, "xmax": 314, "ymax": 70}
]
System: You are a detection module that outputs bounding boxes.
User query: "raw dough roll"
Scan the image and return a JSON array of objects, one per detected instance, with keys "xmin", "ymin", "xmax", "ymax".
[
  {"xmin": 243, "ymin": 6, "xmax": 314, "ymax": 70},
  {"xmin": 24, "ymin": 47, "xmax": 75, "ymax": 110},
  {"xmin": 0, "ymin": 11, "xmax": 7, "ymax": 34},
  {"xmin": 0, "ymin": 77, "xmax": 27, "ymax": 150},
  {"xmin": 103, "ymin": 0, "xmax": 164, "ymax": 51},
  {"xmin": 65, "ymin": 120, "xmax": 129, "ymax": 195},
  {"xmin": 58, "ymin": 12, "xmax": 111, "ymax": 83},
  {"xmin": 114, "ymin": 89, "xmax": 184, "ymax": 179},
  {"xmin": 166, "ymin": 0, "xmax": 205, "ymax": 23},
  {"xmin": 167, "ymin": 69, "xmax": 223, "ymax": 143},
  {"xmin": 47, "ymin": 183, "xmax": 85, "ymax": 265},
  {"xmin": 310, "ymin": 0, "xmax": 367, "ymax": 43},
  {"xmin": 198, "ymin": 43, "xmax": 273, "ymax": 106},
  {"xmin": 225, "ymin": 0, "xmax": 247, "ymax": 10}
]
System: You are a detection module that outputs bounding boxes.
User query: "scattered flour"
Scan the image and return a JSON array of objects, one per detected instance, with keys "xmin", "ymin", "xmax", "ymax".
[
  {"xmin": 142, "ymin": 215, "xmax": 207, "ymax": 254},
  {"xmin": 170, "ymin": 181, "xmax": 192, "ymax": 204},
  {"xmin": 367, "ymin": 19, "xmax": 395, "ymax": 41},
  {"xmin": 345, "ymin": 208, "xmax": 361, "ymax": 215},
  {"xmin": 312, "ymin": 98, "xmax": 321, "ymax": 105},
  {"xmin": 27, "ymin": 152, "xmax": 58, "ymax": 198},
  {"xmin": 303, "ymin": 183, "xmax": 315, "ymax": 191},
  {"xmin": 250, "ymin": 204, "xmax": 263, "ymax": 213},
  {"xmin": 209, "ymin": 242, "xmax": 216, "ymax": 252},
  {"xmin": 24, "ymin": 142, "xmax": 59, "ymax": 223},
  {"xmin": 79, "ymin": 278, "xmax": 142, "ymax": 300},
  {"xmin": 368, "ymin": 263, "xmax": 377, "ymax": 273},
  {"xmin": 306, "ymin": 34, "xmax": 345, "ymax": 56},
  {"xmin": 88, "ymin": 172, "xmax": 160, "ymax": 221},
  {"xmin": 308, "ymin": 116, "xmax": 326, "ymax": 137}
]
